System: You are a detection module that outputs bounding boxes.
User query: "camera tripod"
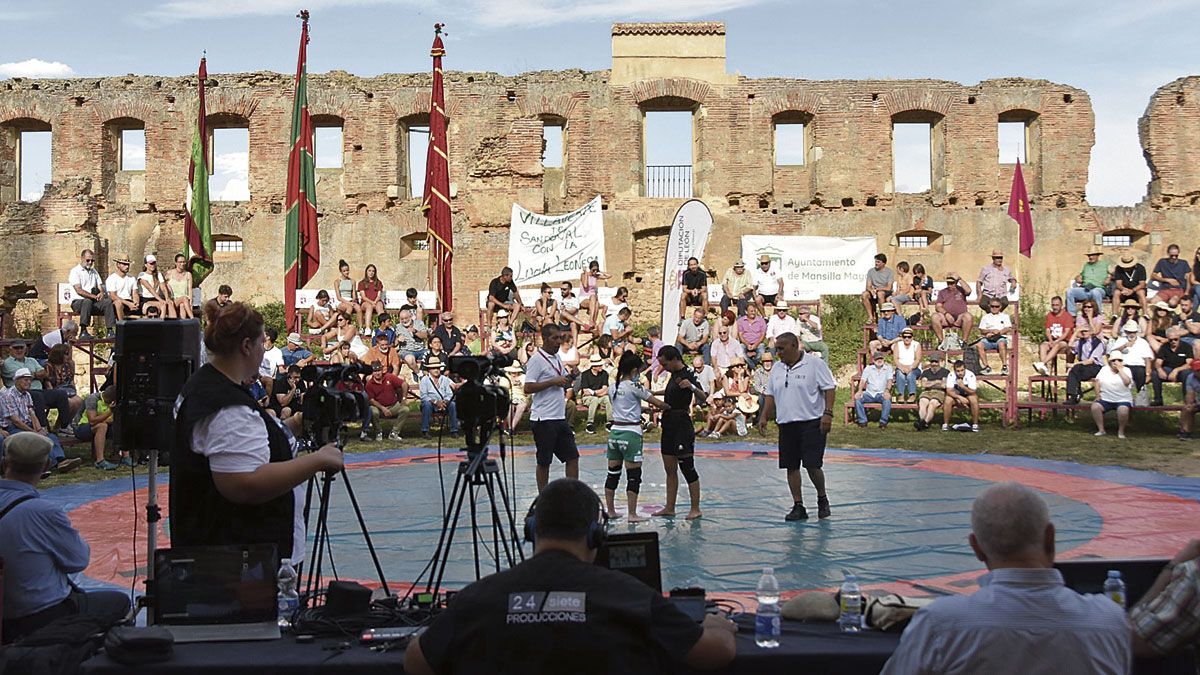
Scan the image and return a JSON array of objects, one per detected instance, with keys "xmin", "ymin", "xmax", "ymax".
[
  {"xmin": 301, "ymin": 427, "xmax": 391, "ymax": 606},
  {"xmin": 426, "ymin": 402, "xmax": 525, "ymax": 601}
]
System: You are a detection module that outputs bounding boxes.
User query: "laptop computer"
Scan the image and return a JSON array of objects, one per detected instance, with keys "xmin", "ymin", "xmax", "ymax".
[
  {"xmin": 1055, "ymin": 557, "xmax": 1169, "ymax": 607},
  {"xmin": 153, "ymin": 544, "xmax": 282, "ymax": 643},
  {"xmin": 596, "ymin": 532, "xmax": 662, "ymax": 592}
]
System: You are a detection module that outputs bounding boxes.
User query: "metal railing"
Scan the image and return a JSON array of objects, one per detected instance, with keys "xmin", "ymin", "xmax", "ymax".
[{"xmin": 645, "ymin": 164, "xmax": 693, "ymax": 198}]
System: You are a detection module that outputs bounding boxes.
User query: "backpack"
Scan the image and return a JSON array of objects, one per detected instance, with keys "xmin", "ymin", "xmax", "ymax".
[
  {"xmin": 1, "ymin": 614, "xmax": 112, "ymax": 675},
  {"xmin": 938, "ymin": 331, "xmax": 963, "ymax": 352}
]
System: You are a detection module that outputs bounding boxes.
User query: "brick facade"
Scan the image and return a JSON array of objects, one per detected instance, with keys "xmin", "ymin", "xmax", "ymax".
[{"xmin": 0, "ymin": 23, "xmax": 1197, "ymax": 328}]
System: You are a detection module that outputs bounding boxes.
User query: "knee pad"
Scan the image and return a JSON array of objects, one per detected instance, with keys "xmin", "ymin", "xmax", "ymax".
[
  {"xmin": 625, "ymin": 466, "xmax": 642, "ymax": 494},
  {"xmin": 605, "ymin": 467, "xmax": 622, "ymax": 491},
  {"xmin": 679, "ymin": 456, "xmax": 699, "ymax": 484}
]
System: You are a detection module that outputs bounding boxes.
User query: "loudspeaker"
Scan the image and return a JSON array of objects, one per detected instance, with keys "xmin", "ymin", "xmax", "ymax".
[{"xmin": 114, "ymin": 319, "xmax": 201, "ymax": 455}]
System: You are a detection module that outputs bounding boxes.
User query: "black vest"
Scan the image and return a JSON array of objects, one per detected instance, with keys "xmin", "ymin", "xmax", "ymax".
[{"xmin": 171, "ymin": 364, "xmax": 296, "ymax": 558}]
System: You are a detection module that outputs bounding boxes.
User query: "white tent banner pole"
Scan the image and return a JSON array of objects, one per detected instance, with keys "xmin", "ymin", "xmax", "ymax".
[{"xmin": 661, "ymin": 199, "xmax": 714, "ymax": 344}]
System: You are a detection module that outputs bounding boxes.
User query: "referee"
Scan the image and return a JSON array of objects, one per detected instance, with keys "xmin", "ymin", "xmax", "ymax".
[{"xmin": 758, "ymin": 332, "xmax": 836, "ymax": 521}]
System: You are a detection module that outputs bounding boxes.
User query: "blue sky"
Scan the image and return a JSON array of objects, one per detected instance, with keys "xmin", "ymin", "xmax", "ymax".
[{"xmin": 1, "ymin": 0, "xmax": 1197, "ymax": 204}]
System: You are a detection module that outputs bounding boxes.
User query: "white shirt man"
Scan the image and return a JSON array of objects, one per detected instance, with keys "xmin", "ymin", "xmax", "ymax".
[
  {"xmin": 709, "ymin": 330, "xmax": 744, "ymax": 372},
  {"xmin": 946, "ymin": 367, "xmax": 977, "ymax": 393},
  {"xmin": 523, "ymin": 327, "xmax": 580, "ymax": 491},
  {"xmin": 68, "ymin": 259, "xmax": 104, "ymax": 303},
  {"xmin": 977, "ymin": 308, "xmax": 1012, "ymax": 335},
  {"xmin": 765, "ymin": 305, "xmax": 798, "ymax": 346},
  {"xmin": 106, "ymin": 266, "xmax": 137, "ymax": 302},
  {"xmin": 752, "ymin": 259, "xmax": 783, "ymax": 298}
]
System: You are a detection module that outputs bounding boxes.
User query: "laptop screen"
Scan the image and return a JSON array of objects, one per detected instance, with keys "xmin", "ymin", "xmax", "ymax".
[
  {"xmin": 154, "ymin": 544, "xmax": 279, "ymax": 625},
  {"xmin": 595, "ymin": 532, "xmax": 662, "ymax": 592}
]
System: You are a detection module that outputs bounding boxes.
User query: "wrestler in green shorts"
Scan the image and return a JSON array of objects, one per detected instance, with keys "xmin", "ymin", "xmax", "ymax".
[{"xmin": 606, "ymin": 428, "xmax": 644, "ymax": 463}]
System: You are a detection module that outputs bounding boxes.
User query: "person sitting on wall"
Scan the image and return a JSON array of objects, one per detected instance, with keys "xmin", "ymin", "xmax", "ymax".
[
  {"xmin": 1033, "ymin": 296, "xmax": 1075, "ymax": 375},
  {"xmin": 1176, "ymin": 295, "xmax": 1200, "ymax": 357},
  {"xmin": 853, "ymin": 352, "xmax": 894, "ymax": 429},
  {"xmin": 976, "ymin": 249, "xmax": 1017, "ymax": 311},
  {"xmin": 307, "ymin": 289, "xmax": 337, "ymax": 335},
  {"xmin": 720, "ymin": 259, "xmax": 755, "ymax": 317},
  {"xmin": 1106, "ymin": 320, "xmax": 1155, "ymax": 395},
  {"xmin": 678, "ymin": 256, "xmax": 710, "ymax": 319},
  {"xmin": 795, "ymin": 305, "xmax": 830, "ymax": 362},
  {"xmin": 29, "ymin": 320, "xmax": 78, "ymax": 363},
  {"xmin": 486, "ymin": 267, "xmax": 523, "ymax": 329},
  {"xmin": 1113, "ymin": 253, "xmax": 1149, "ymax": 317},
  {"xmin": 1090, "ymin": 353, "xmax": 1134, "ymax": 439},
  {"xmin": 76, "ymin": 386, "xmax": 126, "ymax": 470},
  {"xmin": 365, "ymin": 360, "xmax": 408, "ymax": 442},
  {"xmin": 765, "ymin": 301, "xmax": 797, "ymax": 353},
  {"xmin": 932, "ymin": 273, "xmax": 974, "ymax": 345},
  {"xmin": 105, "ymin": 256, "xmax": 140, "ymax": 321},
  {"xmin": 432, "ymin": 311, "xmax": 464, "ymax": 357},
  {"xmin": 860, "ymin": 253, "xmax": 894, "ymax": 323},
  {"xmin": 867, "ymin": 302, "xmax": 907, "ymax": 357},
  {"xmin": 752, "ymin": 254, "xmax": 784, "ymax": 314},
  {"xmin": 736, "ymin": 303, "xmax": 767, "ymax": 368},
  {"xmin": 1064, "ymin": 324, "xmax": 1106, "ymax": 405},
  {"xmin": 974, "ymin": 299, "xmax": 1013, "ymax": 376},
  {"xmin": 280, "ymin": 333, "xmax": 316, "ymax": 369},
  {"xmin": 1152, "ymin": 327, "xmax": 1193, "ymax": 407},
  {"xmin": 1067, "ymin": 248, "xmax": 1110, "ymax": 317},
  {"xmin": 202, "ymin": 284, "xmax": 234, "ymax": 318},
  {"xmin": 914, "ymin": 352, "xmax": 948, "ymax": 431},
  {"xmin": 676, "ymin": 307, "xmax": 711, "ymax": 365},
  {"xmin": 1151, "ymin": 243, "xmax": 1191, "ymax": 304},
  {"xmin": 363, "ymin": 333, "xmax": 404, "ymax": 377},
  {"xmin": 942, "ymin": 359, "xmax": 980, "ymax": 432},
  {"xmin": 1177, "ymin": 360, "xmax": 1200, "ymax": 439},
  {"xmin": 67, "ymin": 249, "xmax": 115, "ymax": 339},
  {"xmin": 0, "ymin": 368, "xmax": 78, "ymax": 474},
  {"xmin": 419, "ymin": 357, "xmax": 460, "ymax": 438}
]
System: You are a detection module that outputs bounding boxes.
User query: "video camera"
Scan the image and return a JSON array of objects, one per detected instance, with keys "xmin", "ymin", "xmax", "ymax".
[
  {"xmin": 447, "ymin": 354, "xmax": 513, "ymax": 454},
  {"xmin": 300, "ymin": 362, "xmax": 372, "ymax": 447}
]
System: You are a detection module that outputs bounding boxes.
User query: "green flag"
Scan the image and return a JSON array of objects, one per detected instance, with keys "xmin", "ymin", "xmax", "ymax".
[{"xmin": 183, "ymin": 56, "xmax": 213, "ymax": 285}]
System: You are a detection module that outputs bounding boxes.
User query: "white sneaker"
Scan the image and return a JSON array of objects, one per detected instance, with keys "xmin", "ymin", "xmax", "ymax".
[
  {"xmin": 1032, "ymin": 361, "xmax": 1048, "ymax": 375},
  {"xmin": 388, "ymin": 431, "xmax": 403, "ymax": 441},
  {"xmin": 375, "ymin": 432, "xmax": 383, "ymax": 442},
  {"xmin": 941, "ymin": 424, "xmax": 949, "ymax": 431},
  {"xmin": 971, "ymin": 424, "xmax": 980, "ymax": 432},
  {"xmin": 359, "ymin": 430, "xmax": 370, "ymax": 441},
  {"xmin": 1094, "ymin": 430, "xmax": 1106, "ymax": 436}
]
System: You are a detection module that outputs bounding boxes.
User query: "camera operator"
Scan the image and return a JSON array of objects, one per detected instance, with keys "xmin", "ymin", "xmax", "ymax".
[
  {"xmin": 172, "ymin": 301, "xmax": 343, "ymax": 562},
  {"xmin": 404, "ymin": 478, "xmax": 737, "ymax": 675},
  {"xmin": 524, "ymin": 324, "xmax": 579, "ymax": 492}
]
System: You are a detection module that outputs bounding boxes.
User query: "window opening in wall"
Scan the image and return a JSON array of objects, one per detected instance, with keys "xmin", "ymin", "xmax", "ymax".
[
  {"xmin": 19, "ymin": 130, "xmax": 51, "ymax": 201},
  {"xmin": 998, "ymin": 121, "xmax": 1027, "ymax": 164},
  {"xmin": 214, "ymin": 238, "xmax": 243, "ymax": 252},
  {"xmin": 119, "ymin": 129, "xmax": 146, "ymax": 171},
  {"xmin": 644, "ymin": 109, "xmax": 693, "ymax": 198},
  {"xmin": 1102, "ymin": 234, "xmax": 1133, "ymax": 247},
  {"xmin": 407, "ymin": 125, "xmax": 429, "ymax": 198},
  {"xmin": 774, "ymin": 121, "xmax": 805, "ymax": 166},
  {"xmin": 542, "ymin": 123, "xmax": 563, "ymax": 168},
  {"xmin": 892, "ymin": 123, "xmax": 932, "ymax": 193},
  {"xmin": 898, "ymin": 235, "xmax": 930, "ymax": 249},
  {"xmin": 314, "ymin": 124, "xmax": 343, "ymax": 169},
  {"xmin": 209, "ymin": 127, "xmax": 250, "ymax": 201}
]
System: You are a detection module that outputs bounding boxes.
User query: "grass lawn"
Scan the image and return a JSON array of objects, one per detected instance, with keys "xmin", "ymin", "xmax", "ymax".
[{"xmin": 40, "ymin": 386, "xmax": 1200, "ymax": 492}]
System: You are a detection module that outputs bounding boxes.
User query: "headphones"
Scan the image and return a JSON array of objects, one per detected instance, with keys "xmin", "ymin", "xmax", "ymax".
[{"xmin": 523, "ymin": 496, "xmax": 608, "ymax": 551}]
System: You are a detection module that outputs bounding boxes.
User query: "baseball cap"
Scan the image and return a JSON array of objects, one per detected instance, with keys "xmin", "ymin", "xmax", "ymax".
[
  {"xmin": 144, "ymin": 254, "xmax": 157, "ymax": 263},
  {"xmin": 873, "ymin": 352, "xmax": 886, "ymax": 361}
]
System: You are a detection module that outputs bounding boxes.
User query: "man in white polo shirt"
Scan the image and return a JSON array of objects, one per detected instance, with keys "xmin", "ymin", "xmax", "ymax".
[
  {"xmin": 757, "ymin": 332, "xmax": 836, "ymax": 522},
  {"xmin": 523, "ymin": 324, "xmax": 579, "ymax": 492},
  {"xmin": 67, "ymin": 249, "xmax": 114, "ymax": 339}
]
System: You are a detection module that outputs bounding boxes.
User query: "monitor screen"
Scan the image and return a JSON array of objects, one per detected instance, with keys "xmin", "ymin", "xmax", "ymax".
[
  {"xmin": 154, "ymin": 544, "xmax": 279, "ymax": 625},
  {"xmin": 596, "ymin": 532, "xmax": 661, "ymax": 592}
]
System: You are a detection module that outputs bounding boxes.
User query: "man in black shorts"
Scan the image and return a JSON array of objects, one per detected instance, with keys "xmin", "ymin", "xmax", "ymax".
[
  {"xmin": 758, "ymin": 332, "xmax": 837, "ymax": 521},
  {"xmin": 404, "ymin": 479, "xmax": 737, "ymax": 675},
  {"xmin": 524, "ymin": 324, "xmax": 579, "ymax": 491},
  {"xmin": 678, "ymin": 256, "xmax": 709, "ymax": 318},
  {"xmin": 653, "ymin": 346, "xmax": 704, "ymax": 520},
  {"xmin": 487, "ymin": 266, "xmax": 523, "ymax": 329}
]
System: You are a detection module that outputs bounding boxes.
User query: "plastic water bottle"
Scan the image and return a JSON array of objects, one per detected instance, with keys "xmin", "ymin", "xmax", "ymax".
[
  {"xmin": 838, "ymin": 573, "xmax": 862, "ymax": 633},
  {"xmin": 277, "ymin": 558, "xmax": 300, "ymax": 629},
  {"xmin": 755, "ymin": 567, "xmax": 781, "ymax": 648},
  {"xmin": 1103, "ymin": 570, "xmax": 1126, "ymax": 609}
]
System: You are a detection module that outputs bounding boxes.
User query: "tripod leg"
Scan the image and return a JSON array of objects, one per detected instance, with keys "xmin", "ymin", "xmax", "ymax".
[
  {"xmin": 493, "ymin": 464, "xmax": 527, "ymax": 563},
  {"xmin": 304, "ymin": 473, "xmax": 335, "ymax": 606},
  {"xmin": 468, "ymin": 478, "xmax": 482, "ymax": 581},
  {"xmin": 337, "ymin": 469, "xmax": 391, "ymax": 597},
  {"xmin": 429, "ymin": 464, "xmax": 472, "ymax": 599},
  {"xmin": 483, "ymin": 474, "xmax": 515, "ymax": 569}
]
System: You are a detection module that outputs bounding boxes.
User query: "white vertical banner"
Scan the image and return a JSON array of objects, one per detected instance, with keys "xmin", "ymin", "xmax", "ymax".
[
  {"xmin": 660, "ymin": 199, "xmax": 714, "ymax": 345},
  {"xmin": 508, "ymin": 196, "xmax": 605, "ymax": 287}
]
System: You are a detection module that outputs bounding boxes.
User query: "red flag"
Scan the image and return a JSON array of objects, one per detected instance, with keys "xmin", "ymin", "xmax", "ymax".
[
  {"xmin": 284, "ymin": 10, "xmax": 320, "ymax": 331},
  {"xmin": 1009, "ymin": 159, "xmax": 1034, "ymax": 258},
  {"xmin": 422, "ymin": 24, "xmax": 453, "ymax": 312}
]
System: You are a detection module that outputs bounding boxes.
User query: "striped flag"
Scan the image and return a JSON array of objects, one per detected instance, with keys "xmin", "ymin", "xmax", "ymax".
[
  {"xmin": 422, "ymin": 24, "xmax": 453, "ymax": 311},
  {"xmin": 284, "ymin": 10, "xmax": 320, "ymax": 331},
  {"xmin": 183, "ymin": 56, "xmax": 213, "ymax": 285}
]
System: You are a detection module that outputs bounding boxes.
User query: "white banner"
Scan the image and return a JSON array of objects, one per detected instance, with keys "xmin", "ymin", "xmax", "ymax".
[
  {"xmin": 508, "ymin": 196, "xmax": 605, "ymax": 287},
  {"xmin": 741, "ymin": 235, "xmax": 878, "ymax": 299},
  {"xmin": 661, "ymin": 200, "xmax": 714, "ymax": 344}
]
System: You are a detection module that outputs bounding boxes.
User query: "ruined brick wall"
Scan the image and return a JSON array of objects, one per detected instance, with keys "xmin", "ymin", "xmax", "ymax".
[
  {"xmin": 1141, "ymin": 76, "xmax": 1200, "ymax": 206},
  {"xmin": 0, "ymin": 31, "xmax": 1196, "ymax": 330}
]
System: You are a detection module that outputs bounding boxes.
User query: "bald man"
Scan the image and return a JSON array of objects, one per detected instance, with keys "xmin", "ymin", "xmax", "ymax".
[{"xmin": 881, "ymin": 483, "xmax": 1129, "ymax": 674}]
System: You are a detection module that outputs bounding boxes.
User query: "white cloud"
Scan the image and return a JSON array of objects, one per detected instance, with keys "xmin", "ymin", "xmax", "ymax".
[
  {"xmin": 211, "ymin": 151, "xmax": 250, "ymax": 201},
  {"xmin": 0, "ymin": 59, "xmax": 75, "ymax": 79},
  {"xmin": 467, "ymin": 0, "xmax": 775, "ymax": 28},
  {"xmin": 131, "ymin": 0, "xmax": 411, "ymax": 26}
]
